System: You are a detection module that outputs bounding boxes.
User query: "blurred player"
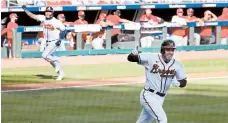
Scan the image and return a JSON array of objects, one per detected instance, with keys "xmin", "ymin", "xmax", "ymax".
[
  {"xmin": 57, "ymin": 13, "xmax": 74, "ymax": 51},
  {"xmin": 106, "ymin": 10, "xmax": 135, "ymax": 44},
  {"xmin": 36, "ymin": 22, "xmax": 46, "ymax": 51},
  {"xmin": 185, "ymin": 8, "xmax": 203, "ymax": 46},
  {"xmin": 128, "ymin": 39, "xmax": 187, "ymax": 123},
  {"xmin": 1, "ymin": 13, "xmax": 18, "ymax": 58},
  {"xmin": 22, "ymin": 5, "xmax": 66, "ymax": 80},
  {"xmin": 74, "ymin": 11, "xmax": 93, "ymax": 44},
  {"xmin": 171, "ymin": 8, "xmax": 188, "ymax": 46},
  {"xmin": 92, "ymin": 13, "xmax": 114, "ymax": 49},
  {"xmin": 139, "ymin": 9, "xmax": 165, "ymax": 48},
  {"xmin": 218, "ymin": 7, "xmax": 228, "ymax": 44},
  {"xmin": 200, "ymin": 10, "xmax": 217, "ymax": 44}
]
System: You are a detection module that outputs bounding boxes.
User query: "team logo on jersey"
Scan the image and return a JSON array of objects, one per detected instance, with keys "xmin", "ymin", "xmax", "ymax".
[
  {"xmin": 43, "ymin": 24, "xmax": 55, "ymax": 30},
  {"xmin": 150, "ymin": 64, "xmax": 176, "ymax": 77}
]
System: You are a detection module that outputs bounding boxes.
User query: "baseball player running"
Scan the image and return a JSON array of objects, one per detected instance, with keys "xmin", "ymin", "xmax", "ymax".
[
  {"xmin": 22, "ymin": 5, "xmax": 66, "ymax": 80},
  {"xmin": 128, "ymin": 39, "xmax": 187, "ymax": 123}
]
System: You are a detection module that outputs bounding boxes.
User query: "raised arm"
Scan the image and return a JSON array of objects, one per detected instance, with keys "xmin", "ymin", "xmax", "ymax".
[
  {"xmin": 1, "ymin": 28, "xmax": 8, "ymax": 36},
  {"xmin": 119, "ymin": 18, "xmax": 135, "ymax": 23},
  {"xmin": 127, "ymin": 46, "xmax": 140, "ymax": 63},
  {"xmin": 208, "ymin": 11, "xmax": 218, "ymax": 21},
  {"xmin": 22, "ymin": 5, "xmax": 41, "ymax": 21}
]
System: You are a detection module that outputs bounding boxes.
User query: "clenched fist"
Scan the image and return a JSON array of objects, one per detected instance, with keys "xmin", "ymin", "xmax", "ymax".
[{"xmin": 22, "ymin": 5, "xmax": 27, "ymax": 11}]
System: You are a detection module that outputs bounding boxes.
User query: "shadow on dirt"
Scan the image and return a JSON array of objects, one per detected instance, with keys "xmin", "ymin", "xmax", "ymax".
[{"xmin": 36, "ymin": 74, "xmax": 56, "ymax": 79}]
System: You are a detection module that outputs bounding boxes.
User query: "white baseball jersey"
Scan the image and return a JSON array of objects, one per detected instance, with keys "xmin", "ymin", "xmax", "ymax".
[
  {"xmin": 171, "ymin": 15, "xmax": 187, "ymax": 25},
  {"xmin": 138, "ymin": 52, "xmax": 186, "ymax": 94},
  {"xmin": 37, "ymin": 15, "xmax": 65, "ymax": 41}
]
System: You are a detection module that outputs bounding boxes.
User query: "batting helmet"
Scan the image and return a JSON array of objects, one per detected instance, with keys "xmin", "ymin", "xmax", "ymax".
[
  {"xmin": 160, "ymin": 39, "xmax": 176, "ymax": 54},
  {"xmin": 45, "ymin": 6, "xmax": 54, "ymax": 13},
  {"xmin": 45, "ymin": 6, "xmax": 54, "ymax": 20}
]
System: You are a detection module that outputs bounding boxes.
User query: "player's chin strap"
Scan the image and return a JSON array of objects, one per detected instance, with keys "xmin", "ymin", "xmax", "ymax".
[{"xmin": 46, "ymin": 16, "xmax": 53, "ymax": 20}]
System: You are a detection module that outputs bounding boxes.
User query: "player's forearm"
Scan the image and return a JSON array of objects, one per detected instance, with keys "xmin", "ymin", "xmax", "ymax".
[
  {"xmin": 158, "ymin": 18, "xmax": 165, "ymax": 24},
  {"xmin": 127, "ymin": 54, "xmax": 139, "ymax": 63},
  {"xmin": 25, "ymin": 10, "xmax": 39, "ymax": 21},
  {"xmin": 211, "ymin": 14, "xmax": 218, "ymax": 20},
  {"xmin": 120, "ymin": 19, "xmax": 134, "ymax": 23}
]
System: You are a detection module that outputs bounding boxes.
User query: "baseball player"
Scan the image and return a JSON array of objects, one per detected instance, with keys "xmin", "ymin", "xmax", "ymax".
[
  {"xmin": 22, "ymin": 5, "xmax": 66, "ymax": 80},
  {"xmin": 127, "ymin": 39, "xmax": 187, "ymax": 123}
]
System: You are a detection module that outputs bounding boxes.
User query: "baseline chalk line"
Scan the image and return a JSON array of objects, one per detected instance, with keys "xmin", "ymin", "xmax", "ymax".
[{"xmin": 2, "ymin": 76, "xmax": 228, "ymax": 93}]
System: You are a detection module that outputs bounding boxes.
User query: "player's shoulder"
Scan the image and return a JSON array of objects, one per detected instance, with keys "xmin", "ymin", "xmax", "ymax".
[
  {"xmin": 173, "ymin": 59, "xmax": 184, "ymax": 67},
  {"xmin": 54, "ymin": 18, "xmax": 64, "ymax": 24}
]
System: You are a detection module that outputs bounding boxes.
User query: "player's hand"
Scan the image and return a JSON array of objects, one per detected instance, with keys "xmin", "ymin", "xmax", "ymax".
[
  {"xmin": 55, "ymin": 39, "xmax": 61, "ymax": 46},
  {"xmin": 22, "ymin": 5, "xmax": 27, "ymax": 11},
  {"xmin": 171, "ymin": 79, "xmax": 180, "ymax": 87},
  {"xmin": 131, "ymin": 46, "xmax": 139, "ymax": 55}
]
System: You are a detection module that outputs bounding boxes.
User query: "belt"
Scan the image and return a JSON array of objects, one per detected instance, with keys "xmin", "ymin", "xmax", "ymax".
[
  {"xmin": 144, "ymin": 88, "xmax": 166, "ymax": 97},
  {"xmin": 46, "ymin": 39, "xmax": 58, "ymax": 42}
]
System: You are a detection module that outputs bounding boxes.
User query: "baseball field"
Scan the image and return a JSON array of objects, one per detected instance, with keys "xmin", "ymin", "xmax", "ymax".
[{"xmin": 1, "ymin": 50, "xmax": 228, "ymax": 123}]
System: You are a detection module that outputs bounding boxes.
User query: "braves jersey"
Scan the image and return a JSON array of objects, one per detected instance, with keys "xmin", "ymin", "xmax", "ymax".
[
  {"xmin": 138, "ymin": 52, "xmax": 186, "ymax": 94},
  {"xmin": 37, "ymin": 15, "xmax": 65, "ymax": 41}
]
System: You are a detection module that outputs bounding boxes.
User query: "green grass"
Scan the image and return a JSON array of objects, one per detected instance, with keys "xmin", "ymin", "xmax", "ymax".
[
  {"xmin": 1, "ymin": 58, "xmax": 228, "ymax": 85},
  {"xmin": 2, "ymin": 78, "xmax": 228, "ymax": 123}
]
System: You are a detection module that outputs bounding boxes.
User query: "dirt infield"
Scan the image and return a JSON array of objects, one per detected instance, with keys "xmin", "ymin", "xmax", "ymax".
[
  {"xmin": 2, "ymin": 50, "xmax": 228, "ymax": 68},
  {"xmin": 2, "ymin": 50, "xmax": 228, "ymax": 91}
]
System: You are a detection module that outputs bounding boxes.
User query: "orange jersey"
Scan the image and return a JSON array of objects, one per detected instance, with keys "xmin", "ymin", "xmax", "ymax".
[
  {"xmin": 74, "ymin": 19, "xmax": 90, "ymax": 41},
  {"xmin": 185, "ymin": 16, "xmax": 198, "ymax": 36},
  {"xmin": 1, "ymin": 21, "xmax": 18, "ymax": 46},
  {"xmin": 106, "ymin": 15, "xmax": 121, "ymax": 36},
  {"xmin": 74, "ymin": 19, "xmax": 88, "ymax": 25},
  {"xmin": 95, "ymin": 19, "xmax": 105, "ymax": 38},
  {"xmin": 171, "ymin": 16, "xmax": 187, "ymax": 37},
  {"xmin": 38, "ymin": 22, "xmax": 44, "ymax": 38},
  {"xmin": 200, "ymin": 26, "xmax": 212, "ymax": 37},
  {"xmin": 140, "ymin": 14, "xmax": 159, "ymax": 22},
  {"xmin": 1, "ymin": 21, "xmax": 18, "ymax": 39},
  {"xmin": 218, "ymin": 11, "xmax": 228, "ymax": 38}
]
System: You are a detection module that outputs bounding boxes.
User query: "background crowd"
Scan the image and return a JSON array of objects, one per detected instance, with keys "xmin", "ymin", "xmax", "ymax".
[{"xmin": 1, "ymin": 7, "xmax": 228, "ymax": 52}]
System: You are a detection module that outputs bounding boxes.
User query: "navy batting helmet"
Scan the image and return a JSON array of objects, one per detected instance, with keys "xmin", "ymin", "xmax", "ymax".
[
  {"xmin": 160, "ymin": 39, "xmax": 176, "ymax": 54},
  {"xmin": 45, "ymin": 6, "xmax": 54, "ymax": 20},
  {"xmin": 45, "ymin": 6, "xmax": 54, "ymax": 13}
]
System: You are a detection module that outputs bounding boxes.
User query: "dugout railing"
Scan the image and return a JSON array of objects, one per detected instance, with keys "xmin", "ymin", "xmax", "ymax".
[{"xmin": 1, "ymin": 21, "xmax": 228, "ymax": 58}]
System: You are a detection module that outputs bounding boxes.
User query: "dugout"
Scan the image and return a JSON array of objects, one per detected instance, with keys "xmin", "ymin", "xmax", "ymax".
[{"xmin": 0, "ymin": 6, "xmax": 227, "ymax": 53}]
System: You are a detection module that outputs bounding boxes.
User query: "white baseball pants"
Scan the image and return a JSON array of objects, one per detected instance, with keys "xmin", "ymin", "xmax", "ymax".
[
  {"xmin": 136, "ymin": 89, "xmax": 167, "ymax": 123},
  {"xmin": 42, "ymin": 39, "xmax": 64, "ymax": 75}
]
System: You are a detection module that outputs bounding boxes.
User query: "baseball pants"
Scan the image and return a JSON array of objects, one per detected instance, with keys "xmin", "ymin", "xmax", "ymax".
[
  {"xmin": 221, "ymin": 38, "xmax": 228, "ymax": 44},
  {"xmin": 37, "ymin": 38, "xmax": 46, "ymax": 52},
  {"xmin": 171, "ymin": 35, "xmax": 188, "ymax": 46},
  {"xmin": 42, "ymin": 39, "xmax": 64, "ymax": 75},
  {"xmin": 92, "ymin": 37, "xmax": 104, "ymax": 49},
  {"xmin": 136, "ymin": 89, "xmax": 167, "ymax": 123}
]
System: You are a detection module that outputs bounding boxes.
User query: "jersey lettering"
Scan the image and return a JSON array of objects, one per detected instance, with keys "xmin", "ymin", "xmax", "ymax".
[
  {"xmin": 150, "ymin": 64, "xmax": 175, "ymax": 77},
  {"xmin": 43, "ymin": 24, "xmax": 55, "ymax": 30}
]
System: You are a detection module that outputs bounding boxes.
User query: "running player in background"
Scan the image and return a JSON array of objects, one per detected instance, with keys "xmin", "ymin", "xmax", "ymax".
[{"xmin": 22, "ymin": 5, "xmax": 66, "ymax": 80}]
